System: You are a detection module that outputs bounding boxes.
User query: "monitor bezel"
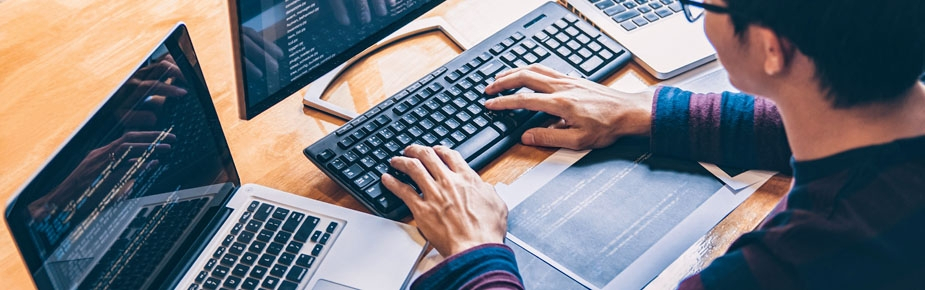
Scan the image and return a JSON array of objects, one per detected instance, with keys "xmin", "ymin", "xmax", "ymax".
[{"xmin": 229, "ymin": 0, "xmax": 448, "ymax": 120}]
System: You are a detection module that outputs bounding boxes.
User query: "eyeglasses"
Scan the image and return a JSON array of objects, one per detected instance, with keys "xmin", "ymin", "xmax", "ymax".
[{"xmin": 678, "ymin": 0, "xmax": 732, "ymax": 22}]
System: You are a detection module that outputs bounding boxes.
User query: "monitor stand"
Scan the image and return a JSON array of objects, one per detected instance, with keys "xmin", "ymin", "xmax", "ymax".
[{"xmin": 302, "ymin": 17, "xmax": 473, "ymax": 121}]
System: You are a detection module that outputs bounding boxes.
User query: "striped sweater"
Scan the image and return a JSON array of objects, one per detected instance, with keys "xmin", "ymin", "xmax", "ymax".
[{"xmin": 410, "ymin": 87, "xmax": 925, "ymax": 289}]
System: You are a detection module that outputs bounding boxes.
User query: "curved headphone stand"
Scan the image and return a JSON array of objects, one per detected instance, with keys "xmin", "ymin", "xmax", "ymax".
[{"xmin": 302, "ymin": 17, "xmax": 473, "ymax": 121}]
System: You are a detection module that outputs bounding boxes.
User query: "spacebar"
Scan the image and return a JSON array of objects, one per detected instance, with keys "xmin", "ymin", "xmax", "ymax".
[{"xmin": 454, "ymin": 127, "xmax": 502, "ymax": 161}]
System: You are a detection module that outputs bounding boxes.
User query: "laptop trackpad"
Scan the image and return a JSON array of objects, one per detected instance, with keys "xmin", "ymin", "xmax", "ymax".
[{"xmin": 313, "ymin": 279, "xmax": 358, "ymax": 290}]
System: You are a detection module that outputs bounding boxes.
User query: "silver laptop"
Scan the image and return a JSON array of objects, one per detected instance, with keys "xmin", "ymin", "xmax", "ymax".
[
  {"xmin": 3, "ymin": 23, "xmax": 426, "ymax": 290},
  {"xmin": 560, "ymin": 0, "xmax": 716, "ymax": 79}
]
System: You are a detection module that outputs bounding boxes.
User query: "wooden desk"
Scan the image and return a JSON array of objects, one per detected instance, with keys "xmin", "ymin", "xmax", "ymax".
[{"xmin": 0, "ymin": 0, "xmax": 788, "ymax": 288}]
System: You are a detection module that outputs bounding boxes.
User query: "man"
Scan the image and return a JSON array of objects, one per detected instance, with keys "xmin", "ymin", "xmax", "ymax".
[{"xmin": 382, "ymin": 0, "xmax": 925, "ymax": 288}]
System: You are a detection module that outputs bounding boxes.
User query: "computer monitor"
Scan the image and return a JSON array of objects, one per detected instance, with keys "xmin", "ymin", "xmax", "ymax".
[{"xmin": 229, "ymin": 0, "xmax": 446, "ymax": 119}]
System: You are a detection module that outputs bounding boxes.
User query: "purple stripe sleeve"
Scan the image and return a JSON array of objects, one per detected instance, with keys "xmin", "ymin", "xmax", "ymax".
[{"xmin": 652, "ymin": 86, "xmax": 792, "ymax": 172}]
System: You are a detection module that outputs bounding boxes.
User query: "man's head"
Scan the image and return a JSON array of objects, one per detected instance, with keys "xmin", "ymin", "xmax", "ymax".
[{"xmin": 702, "ymin": 0, "xmax": 925, "ymax": 108}]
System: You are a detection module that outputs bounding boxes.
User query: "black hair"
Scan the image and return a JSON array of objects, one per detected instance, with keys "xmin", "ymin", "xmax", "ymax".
[{"xmin": 723, "ymin": 0, "xmax": 925, "ymax": 108}]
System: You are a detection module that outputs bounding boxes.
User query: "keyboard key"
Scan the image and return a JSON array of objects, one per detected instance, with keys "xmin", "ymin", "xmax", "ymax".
[
  {"xmin": 212, "ymin": 265, "xmax": 229, "ymax": 278},
  {"xmin": 267, "ymin": 242, "xmax": 284, "ymax": 255},
  {"xmin": 259, "ymin": 254, "xmax": 276, "ymax": 267},
  {"xmin": 265, "ymin": 218, "xmax": 282, "ymax": 231},
  {"xmin": 604, "ymin": 5, "xmax": 628, "ymax": 16},
  {"xmin": 581, "ymin": 56, "xmax": 605, "ymax": 73},
  {"xmin": 613, "ymin": 10, "xmax": 641, "ymax": 22},
  {"xmin": 633, "ymin": 17, "xmax": 649, "ymax": 27},
  {"xmin": 294, "ymin": 216, "xmax": 320, "ymax": 242},
  {"xmin": 312, "ymin": 244, "xmax": 324, "ymax": 256},
  {"xmin": 224, "ymin": 276, "xmax": 241, "ymax": 288},
  {"xmin": 262, "ymin": 276, "xmax": 280, "ymax": 289},
  {"xmin": 342, "ymin": 164, "xmax": 363, "ymax": 179},
  {"xmin": 247, "ymin": 201, "xmax": 259, "ymax": 212},
  {"xmin": 274, "ymin": 231, "xmax": 292, "ymax": 244},
  {"xmin": 242, "ymin": 252, "xmax": 258, "ymax": 265},
  {"xmin": 286, "ymin": 265, "xmax": 308, "ymax": 282},
  {"xmin": 360, "ymin": 156, "xmax": 376, "ymax": 168},
  {"xmin": 317, "ymin": 149, "xmax": 335, "ymax": 162},
  {"xmin": 337, "ymin": 136, "xmax": 357, "ymax": 149},
  {"xmin": 286, "ymin": 241, "xmax": 304, "ymax": 253},
  {"xmin": 279, "ymin": 252, "xmax": 296, "ymax": 266},
  {"xmin": 272, "ymin": 208, "xmax": 290, "ymax": 220},
  {"xmin": 354, "ymin": 172, "xmax": 377, "ymax": 188},
  {"xmin": 279, "ymin": 281, "xmax": 299, "ymax": 290},
  {"xmin": 196, "ymin": 270, "xmax": 208, "ymax": 282},
  {"xmin": 222, "ymin": 234, "xmax": 234, "ymax": 246},
  {"xmin": 296, "ymin": 254, "xmax": 316, "ymax": 268},
  {"xmin": 249, "ymin": 241, "xmax": 267, "ymax": 253},
  {"xmin": 250, "ymin": 265, "xmax": 268, "ymax": 279},
  {"xmin": 233, "ymin": 264, "xmax": 250, "ymax": 277},
  {"xmin": 230, "ymin": 242, "xmax": 246, "ymax": 255},
  {"xmin": 310, "ymin": 230, "xmax": 322, "ymax": 242},
  {"xmin": 454, "ymin": 126, "xmax": 501, "ymax": 158},
  {"xmin": 246, "ymin": 220, "xmax": 262, "ymax": 232},
  {"xmin": 213, "ymin": 247, "xmax": 226, "ymax": 258},
  {"xmin": 271, "ymin": 264, "xmax": 288, "ymax": 277},
  {"xmin": 283, "ymin": 212, "xmax": 305, "ymax": 232},
  {"xmin": 320, "ymin": 233, "xmax": 331, "ymax": 245},
  {"xmin": 242, "ymin": 278, "xmax": 259, "ymax": 290},
  {"xmin": 239, "ymin": 211, "xmax": 252, "ymax": 223},
  {"xmin": 203, "ymin": 278, "xmax": 220, "ymax": 290},
  {"xmin": 221, "ymin": 253, "xmax": 238, "ymax": 266}
]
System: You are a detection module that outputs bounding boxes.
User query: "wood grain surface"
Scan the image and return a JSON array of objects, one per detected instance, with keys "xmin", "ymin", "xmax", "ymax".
[{"xmin": 0, "ymin": 0, "xmax": 788, "ymax": 288}]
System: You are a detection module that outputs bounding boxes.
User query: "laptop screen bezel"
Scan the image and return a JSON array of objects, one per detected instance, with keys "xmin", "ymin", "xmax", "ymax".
[
  {"xmin": 3, "ymin": 23, "xmax": 242, "ymax": 286},
  {"xmin": 229, "ymin": 0, "xmax": 448, "ymax": 120}
]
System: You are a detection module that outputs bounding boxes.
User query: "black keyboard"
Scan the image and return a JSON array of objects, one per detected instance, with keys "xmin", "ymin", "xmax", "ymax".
[
  {"xmin": 189, "ymin": 200, "xmax": 343, "ymax": 290},
  {"xmin": 304, "ymin": 2, "xmax": 632, "ymax": 220}
]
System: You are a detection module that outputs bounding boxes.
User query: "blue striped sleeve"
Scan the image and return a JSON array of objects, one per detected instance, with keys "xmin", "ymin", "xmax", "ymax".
[{"xmin": 412, "ymin": 244, "xmax": 523, "ymax": 290}]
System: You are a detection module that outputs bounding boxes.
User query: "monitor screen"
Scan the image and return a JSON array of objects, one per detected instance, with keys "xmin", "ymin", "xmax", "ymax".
[
  {"xmin": 5, "ymin": 24, "xmax": 239, "ymax": 289},
  {"xmin": 231, "ymin": 0, "xmax": 445, "ymax": 119}
]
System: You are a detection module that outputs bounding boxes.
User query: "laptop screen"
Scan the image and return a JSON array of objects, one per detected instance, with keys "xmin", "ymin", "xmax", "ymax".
[
  {"xmin": 5, "ymin": 24, "xmax": 239, "ymax": 289},
  {"xmin": 231, "ymin": 0, "xmax": 445, "ymax": 119}
]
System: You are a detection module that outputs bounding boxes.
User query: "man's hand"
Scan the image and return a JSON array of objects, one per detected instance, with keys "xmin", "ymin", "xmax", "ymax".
[
  {"xmin": 382, "ymin": 145, "xmax": 507, "ymax": 257},
  {"xmin": 484, "ymin": 64, "xmax": 654, "ymax": 150},
  {"xmin": 327, "ymin": 0, "xmax": 396, "ymax": 25}
]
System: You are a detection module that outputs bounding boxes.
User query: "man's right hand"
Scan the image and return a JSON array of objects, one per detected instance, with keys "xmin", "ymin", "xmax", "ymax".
[{"xmin": 484, "ymin": 64, "xmax": 655, "ymax": 150}]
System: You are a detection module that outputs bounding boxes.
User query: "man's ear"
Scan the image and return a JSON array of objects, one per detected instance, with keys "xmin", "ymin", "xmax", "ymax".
[{"xmin": 752, "ymin": 26, "xmax": 787, "ymax": 76}]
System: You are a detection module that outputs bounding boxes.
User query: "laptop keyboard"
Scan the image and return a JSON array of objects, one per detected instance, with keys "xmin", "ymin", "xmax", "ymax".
[
  {"xmin": 589, "ymin": 0, "xmax": 684, "ymax": 31},
  {"xmin": 304, "ymin": 2, "xmax": 632, "ymax": 220},
  {"xmin": 188, "ymin": 200, "xmax": 344, "ymax": 290}
]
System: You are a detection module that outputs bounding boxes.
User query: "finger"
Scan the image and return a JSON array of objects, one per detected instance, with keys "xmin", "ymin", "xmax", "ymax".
[
  {"xmin": 433, "ymin": 146, "xmax": 471, "ymax": 174},
  {"xmin": 121, "ymin": 131, "xmax": 177, "ymax": 143},
  {"xmin": 245, "ymin": 58, "xmax": 264, "ymax": 79},
  {"xmin": 484, "ymin": 92, "xmax": 570, "ymax": 117},
  {"xmin": 371, "ymin": 0, "xmax": 387, "ymax": 16},
  {"xmin": 520, "ymin": 127, "xmax": 587, "ymax": 149},
  {"xmin": 382, "ymin": 173, "xmax": 423, "ymax": 209},
  {"xmin": 495, "ymin": 64, "xmax": 567, "ymax": 80},
  {"xmin": 136, "ymin": 80, "xmax": 188, "ymax": 97},
  {"xmin": 389, "ymin": 156, "xmax": 439, "ymax": 195},
  {"xmin": 329, "ymin": 0, "xmax": 351, "ymax": 25},
  {"xmin": 484, "ymin": 68, "xmax": 559, "ymax": 95},
  {"xmin": 244, "ymin": 34, "xmax": 280, "ymax": 73},
  {"xmin": 353, "ymin": 0, "xmax": 371, "ymax": 24},
  {"xmin": 243, "ymin": 28, "xmax": 284, "ymax": 59},
  {"xmin": 402, "ymin": 145, "xmax": 450, "ymax": 181},
  {"xmin": 116, "ymin": 143, "xmax": 172, "ymax": 159}
]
